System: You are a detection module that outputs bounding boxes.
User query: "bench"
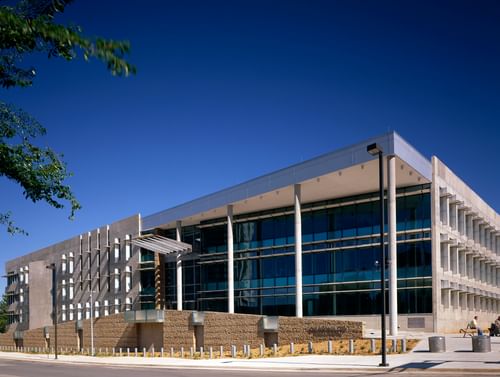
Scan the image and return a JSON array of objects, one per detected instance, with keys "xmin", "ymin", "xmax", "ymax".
[{"xmin": 459, "ymin": 324, "xmax": 477, "ymax": 337}]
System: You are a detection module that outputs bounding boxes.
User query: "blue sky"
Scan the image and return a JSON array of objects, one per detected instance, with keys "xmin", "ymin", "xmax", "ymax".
[{"xmin": 1, "ymin": 0, "xmax": 500, "ymax": 291}]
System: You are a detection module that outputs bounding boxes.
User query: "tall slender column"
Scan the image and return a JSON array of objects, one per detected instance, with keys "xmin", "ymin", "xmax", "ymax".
[
  {"xmin": 441, "ymin": 242, "xmax": 450, "ymax": 271},
  {"xmin": 227, "ymin": 205, "xmax": 234, "ymax": 313},
  {"xmin": 466, "ymin": 214, "xmax": 473, "ymax": 239},
  {"xmin": 294, "ymin": 184, "xmax": 303, "ymax": 318},
  {"xmin": 459, "ymin": 249, "xmax": 466, "ymax": 276},
  {"xmin": 176, "ymin": 221, "xmax": 183, "ymax": 311},
  {"xmin": 450, "ymin": 201, "xmax": 457, "ymax": 230},
  {"xmin": 387, "ymin": 155, "xmax": 398, "ymax": 336},
  {"xmin": 440, "ymin": 195, "xmax": 449, "ymax": 226}
]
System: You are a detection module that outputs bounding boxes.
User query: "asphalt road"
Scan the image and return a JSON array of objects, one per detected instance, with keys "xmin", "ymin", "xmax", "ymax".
[{"xmin": 0, "ymin": 359, "xmax": 497, "ymax": 377}]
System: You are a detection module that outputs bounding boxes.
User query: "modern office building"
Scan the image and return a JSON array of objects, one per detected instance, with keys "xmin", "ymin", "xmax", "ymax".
[{"xmin": 4, "ymin": 132, "xmax": 500, "ymax": 334}]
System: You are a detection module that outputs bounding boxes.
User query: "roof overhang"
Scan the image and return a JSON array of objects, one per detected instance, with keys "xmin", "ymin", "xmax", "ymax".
[
  {"xmin": 131, "ymin": 235, "xmax": 192, "ymax": 255},
  {"xmin": 142, "ymin": 131, "xmax": 432, "ymax": 230}
]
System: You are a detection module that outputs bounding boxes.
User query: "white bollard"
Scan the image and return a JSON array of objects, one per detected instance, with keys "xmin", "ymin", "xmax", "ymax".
[
  {"xmin": 190, "ymin": 347, "xmax": 194, "ymax": 358},
  {"xmin": 370, "ymin": 338, "xmax": 376, "ymax": 353},
  {"xmin": 219, "ymin": 346, "xmax": 223, "ymax": 358},
  {"xmin": 273, "ymin": 343, "xmax": 277, "ymax": 356},
  {"xmin": 180, "ymin": 346, "xmax": 184, "ymax": 358},
  {"xmin": 170, "ymin": 347, "xmax": 174, "ymax": 357},
  {"xmin": 348, "ymin": 339, "xmax": 354, "ymax": 354},
  {"xmin": 289, "ymin": 342, "xmax": 294, "ymax": 354},
  {"xmin": 143, "ymin": 347, "xmax": 146, "ymax": 358},
  {"xmin": 328, "ymin": 340, "xmax": 332, "ymax": 354},
  {"xmin": 209, "ymin": 346, "xmax": 213, "ymax": 359},
  {"xmin": 231, "ymin": 345, "xmax": 236, "ymax": 358},
  {"xmin": 308, "ymin": 341, "xmax": 313, "ymax": 354},
  {"xmin": 260, "ymin": 343, "xmax": 265, "ymax": 357},
  {"xmin": 161, "ymin": 347, "xmax": 164, "ymax": 358},
  {"xmin": 200, "ymin": 346, "xmax": 204, "ymax": 358},
  {"xmin": 401, "ymin": 338, "xmax": 407, "ymax": 353}
]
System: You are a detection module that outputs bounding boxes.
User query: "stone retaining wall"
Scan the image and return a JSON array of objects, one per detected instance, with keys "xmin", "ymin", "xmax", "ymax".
[{"xmin": 0, "ymin": 311, "xmax": 364, "ymax": 350}]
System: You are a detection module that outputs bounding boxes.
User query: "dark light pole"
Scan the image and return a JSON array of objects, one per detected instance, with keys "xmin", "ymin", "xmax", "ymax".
[
  {"xmin": 367, "ymin": 143, "xmax": 388, "ymax": 367},
  {"xmin": 46, "ymin": 263, "xmax": 58, "ymax": 360}
]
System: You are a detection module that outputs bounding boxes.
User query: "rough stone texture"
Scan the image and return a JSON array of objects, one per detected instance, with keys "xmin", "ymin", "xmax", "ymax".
[
  {"xmin": 0, "ymin": 313, "xmax": 136, "ymax": 350},
  {"xmin": 21, "ymin": 327, "xmax": 46, "ymax": 348},
  {"xmin": 0, "ymin": 331, "xmax": 15, "ymax": 348},
  {"xmin": 194, "ymin": 311, "xmax": 363, "ymax": 348},
  {"xmin": 163, "ymin": 310, "xmax": 193, "ymax": 349},
  {"xmin": 279, "ymin": 317, "xmax": 363, "ymax": 343},
  {"xmin": 203, "ymin": 312, "xmax": 262, "ymax": 348},
  {"xmin": 0, "ymin": 311, "xmax": 363, "ymax": 351}
]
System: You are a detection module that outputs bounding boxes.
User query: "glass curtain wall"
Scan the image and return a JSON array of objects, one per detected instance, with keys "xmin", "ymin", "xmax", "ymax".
[{"xmin": 161, "ymin": 184, "xmax": 432, "ymax": 316}]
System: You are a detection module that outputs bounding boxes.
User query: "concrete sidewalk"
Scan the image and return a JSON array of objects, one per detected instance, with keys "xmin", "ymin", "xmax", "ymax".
[{"xmin": 0, "ymin": 334, "xmax": 499, "ymax": 373}]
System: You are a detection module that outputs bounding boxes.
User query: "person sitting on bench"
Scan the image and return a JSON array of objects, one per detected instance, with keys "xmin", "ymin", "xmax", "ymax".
[
  {"xmin": 469, "ymin": 315, "xmax": 483, "ymax": 335},
  {"xmin": 490, "ymin": 316, "xmax": 500, "ymax": 336}
]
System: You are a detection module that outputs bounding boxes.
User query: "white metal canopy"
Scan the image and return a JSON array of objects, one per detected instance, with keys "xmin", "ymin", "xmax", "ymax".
[{"xmin": 131, "ymin": 235, "xmax": 192, "ymax": 255}]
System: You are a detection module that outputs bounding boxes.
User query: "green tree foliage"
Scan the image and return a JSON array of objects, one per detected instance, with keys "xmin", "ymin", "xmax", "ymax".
[
  {"xmin": 0, "ymin": 294, "xmax": 8, "ymax": 332},
  {"xmin": 0, "ymin": 0, "xmax": 136, "ymax": 234}
]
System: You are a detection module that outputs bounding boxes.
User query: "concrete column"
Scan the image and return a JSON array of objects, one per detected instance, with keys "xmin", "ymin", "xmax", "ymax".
[
  {"xmin": 450, "ymin": 202, "xmax": 457, "ymax": 230},
  {"xmin": 450, "ymin": 246, "xmax": 458, "ymax": 274},
  {"xmin": 294, "ymin": 184, "xmax": 303, "ymax": 318},
  {"xmin": 440, "ymin": 195, "xmax": 449, "ymax": 225},
  {"xmin": 440, "ymin": 242, "xmax": 450, "ymax": 271},
  {"xmin": 387, "ymin": 155, "xmax": 398, "ymax": 336},
  {"xmin": 227, "ymin": 205, "xmax": 234, "ymax": 314},
  {"xmin": 458, "ymin": 250, "xmax": 466, "ymax": 276},
  {"xmin": 473, "ymin": 219, "xmax": 479, "ymax": 243},
  {"xmin": 466, "ymin": 254, "xmax": 473, "ymax": 279},
  {"xmin": 451, "ymin": 290, "xmax": 459, "ymax": 309},
  {"xmin": 441, "ymin": 289, "xmax": 450, "ymax": 309},
  {"xmin": 466, "ymin": 214, "xmax": 473, "ymax": 240},
  {"xmin": 176, "ymin": 221, "xmax": 183, "ymax": 311},
  {"xmin": 468, "ymin": 294, "xmax": 474, "ymax": 311},
  {"xmin": 458, "ymin": 208, "xmax": 465, "ymax": 235},
  {"xmin": 459, "ymin": 292, "xmax": 467, "ymax": 310},
  {"xmin": 481, "ymin": 261, "xmax": 485, "ymax": 283},
  {"xmin": 478, "ymin": 223, "xmax": 482, "ymax": 246},
  {"xmin": 475, "ymin": 257, "xmax": 481, "ymax": 281}
]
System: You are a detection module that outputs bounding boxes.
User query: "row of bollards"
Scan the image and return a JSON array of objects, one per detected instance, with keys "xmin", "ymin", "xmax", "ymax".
[
  {"xmin": 0, "ymin": 338, "xmax": 409, "ymax": 357},
  {"xmin": 428, "ymin": 335, "xmax": 492, "ymax": 353}
]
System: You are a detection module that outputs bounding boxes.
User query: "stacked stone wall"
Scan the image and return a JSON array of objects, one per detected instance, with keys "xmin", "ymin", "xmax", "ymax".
[{"xmin": 0, "ymin": 311, "xmax": 364, "ymax": 350}]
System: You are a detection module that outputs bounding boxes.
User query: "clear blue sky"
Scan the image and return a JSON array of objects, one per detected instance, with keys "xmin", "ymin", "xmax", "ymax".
[{"xmin": 2, "ymin": 0, "xmax": 500, "ymax": 291}]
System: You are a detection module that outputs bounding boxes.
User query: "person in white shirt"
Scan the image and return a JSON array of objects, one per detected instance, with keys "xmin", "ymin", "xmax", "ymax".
[{"xmin": 470, "ymin": 315, "xmax": 483, "ymax": 335}]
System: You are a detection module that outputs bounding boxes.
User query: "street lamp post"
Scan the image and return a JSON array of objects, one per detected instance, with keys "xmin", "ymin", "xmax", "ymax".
[
  {"xmin": 46, "ymin": 263, "xmax": 58, "ymax": 360},
  {"xmin": 367, "ymin": 143, "xmax": 388, "ymax": 367}
]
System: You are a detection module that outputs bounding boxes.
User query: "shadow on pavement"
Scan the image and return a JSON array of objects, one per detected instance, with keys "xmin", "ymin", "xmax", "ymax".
[{"xmin": 394, "ymin": 361, "xmax": 445, "ymax": 370}]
